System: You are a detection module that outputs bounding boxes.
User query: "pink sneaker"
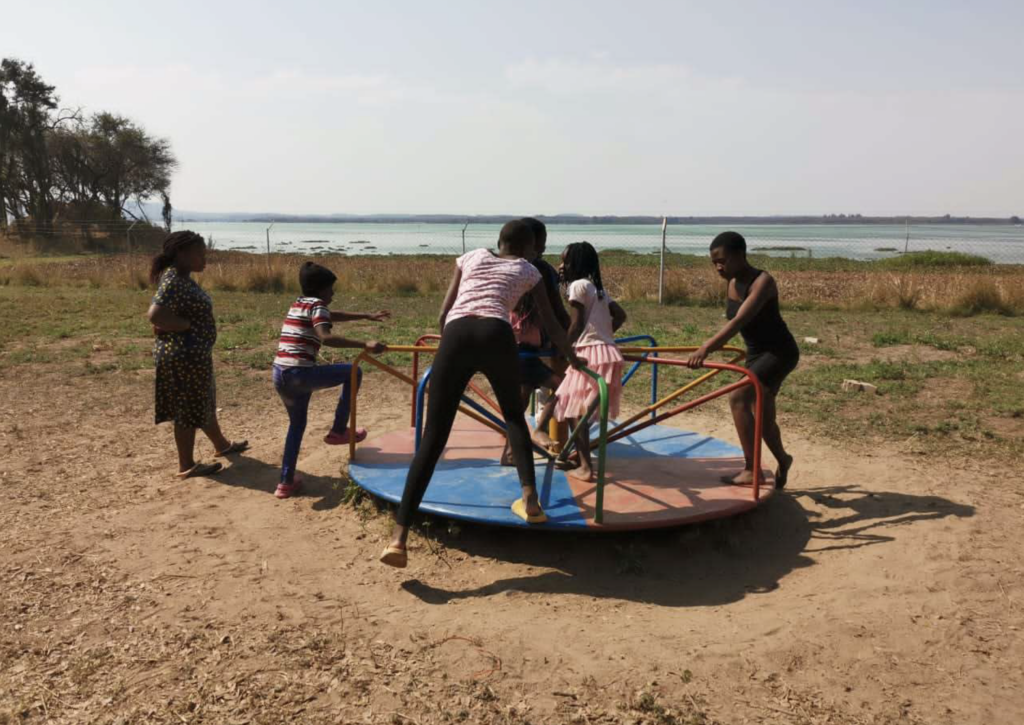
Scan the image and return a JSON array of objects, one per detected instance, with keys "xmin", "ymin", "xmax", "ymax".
[
  {"xmin": 275, "ymin": 474, "xmax": 303, "ymax": 499},
  {"xmin": 324, "ymin": 428, "xmax": 368, "ymax": 445}
]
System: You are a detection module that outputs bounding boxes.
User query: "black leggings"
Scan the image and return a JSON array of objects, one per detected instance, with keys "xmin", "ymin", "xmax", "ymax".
[{"xmin": 396, "ymin": 316, "xmax": 535, "ymax": 526}]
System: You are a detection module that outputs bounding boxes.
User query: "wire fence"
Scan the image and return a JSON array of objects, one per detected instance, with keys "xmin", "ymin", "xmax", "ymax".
[
  {"xmin": 185, "ymin": 221, "xmax": 1024, "ymax": 265},
  {"xmin": 5, "ymin": 219, "xmax": 1024, "ymax": 264}
]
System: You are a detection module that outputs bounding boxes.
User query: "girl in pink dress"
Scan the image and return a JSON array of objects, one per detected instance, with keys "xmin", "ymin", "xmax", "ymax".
[{"xmin": 554, "ymin": 242, "xmax": 628, "ymax": 481}]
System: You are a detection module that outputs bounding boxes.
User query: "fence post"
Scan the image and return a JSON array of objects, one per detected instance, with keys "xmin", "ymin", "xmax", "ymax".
[
  {"xmin": 462, "ymin": 221, "xmax": 469, "ymax": 255},
  {"xmin": 266, "ymin": 222, "xmax": 275, "ymax": 275},
  {"xmin": 127, "ymin": 220, "xmax": 138, "ymax": 281},
  {"xmin": 658, "ymin": 216, "xmax": 667, "ymax": 305},
  {"xmin": 903, "ymin": 218, "xmax": 910, "ymax": 255}
]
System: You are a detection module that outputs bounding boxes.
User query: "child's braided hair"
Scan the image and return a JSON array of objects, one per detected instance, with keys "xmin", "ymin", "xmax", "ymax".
[{"xmin": 561, "ymin": 241, "xmax": 605, "ymax": 299}]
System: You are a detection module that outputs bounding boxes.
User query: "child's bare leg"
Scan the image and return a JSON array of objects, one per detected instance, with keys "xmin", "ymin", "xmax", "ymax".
[
  {"xmin": 760, "ymin": 391, "xmax": 793, "ymax": 487},
  {"xmin": 503, "ymin": 386, "xmax": 534, "ymax": 466},
  {"xmin": 576, "ymin": 419, "xmax": 594, "ymax": 481},
  {"xmin": 725, "ymin": 387, "xmax": 756, "ymax": 485},
  {"xmin": 388, "ymin": 522, "xmax": 410, "ymax": 549},
  {"xmin": 520, "ymin": 484, "xmax": 543, "ymax": 517},
  {"xmin": 531, "ymin": 401, "xmax": 555, "ymax": 448},
  {"xmin": 500, "ymin": 438, "xmax": 515, "ymax": 466},
  {"xmin": 173, "ymin": 424, "xmax": 198, "ymax": 473},
  {"xmin": 531, "ymin": 372, "xmax": 563, "ymax": 448},
  {"xmin": 554, "ymin": 417, "xmax": 581, "ymax": 470}
]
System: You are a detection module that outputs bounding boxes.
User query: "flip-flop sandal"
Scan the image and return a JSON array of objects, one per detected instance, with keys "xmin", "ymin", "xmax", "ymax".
[
  {"xmin": 554, "ymin": 457, "xmax": 580, "ymax": 471},
  {"xmin": 379, "ymin": 545, "xmax": 408, "ymax": 568},
  {"xmin": 215, "ymin": 440, "xmax": 250, "ymax": 457},
  {"xmin": 511, "ymin": 498, "xmax": 548, "ymax": 524},
  {"xmin": 177, "ymin": 462, "xmax": 223, "ymax": 479},
  {"xmin": 324, "ymin": 428, "xmax": 368, "ymax": 445},
  {"xmin": 719, "ymin": 475, "xmax": 756, "ymax": 487},
  {"xmin": 275, "ymin": 474, "xmax": 303, "ymax": 499}
]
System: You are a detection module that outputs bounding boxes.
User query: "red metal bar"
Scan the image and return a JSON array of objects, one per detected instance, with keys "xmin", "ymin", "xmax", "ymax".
[
  {"xmin": 612, "ymin": 357, "xmax": 766, "ymax": 500},
  {"xmin": 411, "ymin": 334, "xmax": 441, "ymax": 427},
  {"xmin": 608, "ymin": 377, "xmax": 750, "ymax": 443},
  {"xmin": 467, "ymin": 381, "xmax": 502, "ymax": 415}
]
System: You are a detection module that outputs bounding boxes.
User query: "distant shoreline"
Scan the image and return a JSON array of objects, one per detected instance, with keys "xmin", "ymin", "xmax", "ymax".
[{"xmin": 173, "ymin": 213, "xmax": 1022, "ymax": 226}]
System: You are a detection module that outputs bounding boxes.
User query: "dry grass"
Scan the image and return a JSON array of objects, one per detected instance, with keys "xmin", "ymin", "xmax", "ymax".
[{"xmin": 1, "ymin": 250, "xmax": 1023, "ymax": 315}]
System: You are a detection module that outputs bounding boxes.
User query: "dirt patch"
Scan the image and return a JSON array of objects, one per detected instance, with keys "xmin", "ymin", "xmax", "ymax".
[
  {"xmin": 848, "ymin": 343, "xmax": 961, "ymax": 365},
  {"xmin": 916, "ymin": 377, "xmax": 974, "ymax": 403},
  {"xmin": 984, "ymin": 415, "xmax": 1024, "ymax": 441},
  {"xmin": 2, "ymin": 363, "xmax": 1023, "ymax": 724}
]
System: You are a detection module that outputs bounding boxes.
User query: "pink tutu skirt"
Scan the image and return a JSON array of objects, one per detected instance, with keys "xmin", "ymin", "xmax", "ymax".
[{"xmin": 554, "ymin": 343, "xmax": 624, "ymax": 421}]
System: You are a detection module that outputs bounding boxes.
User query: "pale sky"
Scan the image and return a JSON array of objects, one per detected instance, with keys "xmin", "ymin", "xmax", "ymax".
[{"xmin": 4, "ymin": 0, "xmax": 1022, "ymax": 216}]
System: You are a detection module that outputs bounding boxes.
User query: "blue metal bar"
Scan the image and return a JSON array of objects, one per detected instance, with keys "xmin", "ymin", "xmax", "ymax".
[
  {"xmin": 414, "ymin": 364, "xmax": 551, "ymax": 459},
  {"xmin": 415, "ymin": 367, "xmax": 431, "ymax": 450},
  {"xmin": 416, "ymin": 367, "xmax": 509, "ymax": 451},
  {"xmin": 615, "ymin": 334, "xmax": 659, "ymax": 419},
  {"xmin": 458, "ymin": 394, "xmax": 508, "ymax": 431}
]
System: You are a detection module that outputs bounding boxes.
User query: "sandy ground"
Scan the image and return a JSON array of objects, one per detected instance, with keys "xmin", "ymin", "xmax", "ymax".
[{"xmin": 2, "ymin": 360, "xmax": 1023, "ymax": 724}]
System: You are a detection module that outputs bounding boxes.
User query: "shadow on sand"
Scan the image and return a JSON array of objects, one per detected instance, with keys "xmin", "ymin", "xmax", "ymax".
[
  {"xmin": 398, "ymin": 483, "xmax": 974, "ymax": 608},
  {"xmin": 211, "ymin": 453, "xmax": 349, "ymax": 511}
]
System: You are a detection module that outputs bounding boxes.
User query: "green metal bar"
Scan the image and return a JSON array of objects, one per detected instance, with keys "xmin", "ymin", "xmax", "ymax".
[
  {"xmin": 557, "ymin": 366, "xmax": 609, "ymax": 524},
  {"xmin": 593, "ymin": 372, "xmax": 609, "ymax": 524}
]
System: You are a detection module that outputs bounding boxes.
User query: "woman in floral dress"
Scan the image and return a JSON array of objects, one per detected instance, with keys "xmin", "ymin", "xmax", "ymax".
[{"xmin": 147, "ymin": 231, "xmax": 247, "ymax": 477}]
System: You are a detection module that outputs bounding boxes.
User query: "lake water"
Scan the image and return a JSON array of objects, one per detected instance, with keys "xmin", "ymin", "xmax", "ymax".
[{"xmin": 181, "ymin": 221, "xmax": 1024, "ymax": 263}]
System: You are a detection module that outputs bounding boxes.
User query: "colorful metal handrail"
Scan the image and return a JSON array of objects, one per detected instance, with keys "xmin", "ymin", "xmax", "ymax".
[
  {"xmin": 614, "ymin": 334, "xmax": 659, "ymax": 418},
  {"xmin": 346, "ymin": 342, "xmax": 764, "ymax": 523},
  {"xmin": 608, "ymin": 346, "xmax": 745, "ymax": 443},
  {"xmin": 620, "ymin": 356, "xmax": 766, "ymax": 501}
]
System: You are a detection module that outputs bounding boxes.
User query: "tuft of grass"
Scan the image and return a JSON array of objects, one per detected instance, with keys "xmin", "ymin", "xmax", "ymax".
[
  {"xmin": 877, "ymin": 250, "xmax": 992, "ymax": 268},
  {"xmin": 946, "ymin": 279, "xmax": 1012, "ymax": 317},
  {"xmin": 11, "ymin": 265, "xmax": 45, "ymax": 287},
  {"xmin": 872, "ymin": 329, "xmax": 911, "ymax": 347}
]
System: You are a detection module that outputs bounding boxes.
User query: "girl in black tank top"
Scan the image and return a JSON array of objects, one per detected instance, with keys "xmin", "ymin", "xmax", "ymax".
[
  {"xmin": 727, "ymin": 270, "xmax": 800, "ymax": 359},
  {"xmin": 686, "ymin": 232, "xmax": 798, "ymax": 489}
]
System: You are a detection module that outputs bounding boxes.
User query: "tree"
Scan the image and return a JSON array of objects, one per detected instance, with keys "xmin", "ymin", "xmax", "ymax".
[
  {"xmin": 1, "ymin": 57, "xmax": 176, "ymax": 241},
  {"xmin": 0, "ymin": 58, "xmax": 60, "ymax": 231},
  {"xmin": 76, "ymin": 112, "xmax": 176, "ymax": 220}
]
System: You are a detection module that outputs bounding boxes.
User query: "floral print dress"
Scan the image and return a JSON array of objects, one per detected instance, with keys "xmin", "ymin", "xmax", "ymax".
[{"xmin": 152, "ymin": 268, "xmax": 218, "ymax": 427}]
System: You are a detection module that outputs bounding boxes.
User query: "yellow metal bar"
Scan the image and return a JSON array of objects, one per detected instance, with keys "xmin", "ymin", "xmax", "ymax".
[
  {"xmin": 349, "ymin": 351, "xmax": 366, "ymax": 461},
  {"xmin": 359, "ymin": 353, "xmax": 416, "ymax": 386},
  {"xmin": 380, "ymin": 344, "xmax": 439, "ymax": 354},
  {"xmin": 617, "ymin": 345, "xmax": 745, "ymax": 357}
]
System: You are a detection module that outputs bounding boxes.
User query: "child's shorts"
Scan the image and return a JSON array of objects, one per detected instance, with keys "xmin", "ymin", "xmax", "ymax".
[{"xmin": 518, "ymin": 344, "xmax": 556, "ymax": 388}]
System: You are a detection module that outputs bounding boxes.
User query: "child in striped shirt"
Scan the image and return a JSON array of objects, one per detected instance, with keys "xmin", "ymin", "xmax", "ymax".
[{"xmin": 272, "ymin": 262, "xmax": 389, "ymax": 499}]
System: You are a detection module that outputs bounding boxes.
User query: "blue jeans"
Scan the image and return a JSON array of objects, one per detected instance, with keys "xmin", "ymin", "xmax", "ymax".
[{"xmin": 272, "ymin": 363, "xmax": 362, "ymax": 484}]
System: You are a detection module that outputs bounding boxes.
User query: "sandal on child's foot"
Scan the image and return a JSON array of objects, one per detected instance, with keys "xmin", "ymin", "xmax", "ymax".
[
  {"xmin": 511, "ymin": 498, "xmax": 548, "ymax": 524},
  {"xmin": 275, "ymin": 474, "xmax": 303, "ymax": 499},
  {"xmin": 324, "ymin": 428, "xmax": 368, "ymax": 445},
  {"xmin": 379, "ymin": 545, "xmax": 408, "ymax": 568},
  {"xmin": 553, "ymin": 452, "xmax": 581, "ymax": 471},
  {"xmin": 177, "ymin": 462, "xmax": 223, "ymax": 479},
  {"xmin": 720, "ymin": 472, "xmax": 755, "ymax": 486},
  {"xmin": 215, "ymin": 440, "xmax": 250, "ymax": 457}
]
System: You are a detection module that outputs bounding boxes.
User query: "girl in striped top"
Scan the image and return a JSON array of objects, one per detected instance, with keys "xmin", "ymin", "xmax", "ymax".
[{"xmin": 271, "ymin": 262, "xmax": 390, "ymax": 499}]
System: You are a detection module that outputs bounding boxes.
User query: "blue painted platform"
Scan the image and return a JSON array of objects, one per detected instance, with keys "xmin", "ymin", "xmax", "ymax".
[{"xmin": 349, "ymin": 418, "xmax": 776, "ymax": 531}]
